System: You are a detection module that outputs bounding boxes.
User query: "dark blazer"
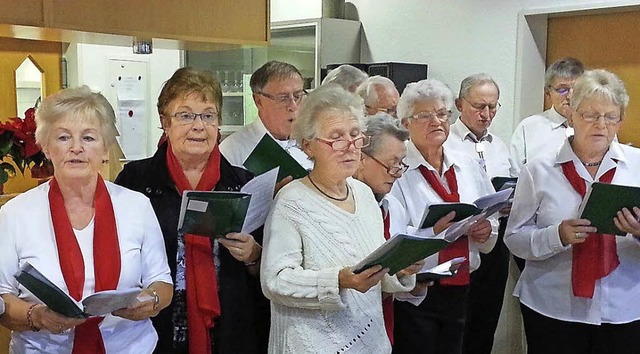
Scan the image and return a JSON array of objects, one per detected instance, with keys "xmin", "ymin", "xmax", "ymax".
[{"xmin": 115, "ymin": 142, "xmax": 269, "ymax": 354}]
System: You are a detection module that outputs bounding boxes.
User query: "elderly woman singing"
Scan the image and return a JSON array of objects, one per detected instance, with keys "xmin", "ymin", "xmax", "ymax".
[
  {"xmin": 0, "ymin": 86, "xmax": 173, "ymax": 353},
  {"xmin": 260, "ymin": 84, "xmax": 415, "ymax": 353},
  {"xmin": 505, "ymin": 69, "xmax": 640, "ymax": 354}
]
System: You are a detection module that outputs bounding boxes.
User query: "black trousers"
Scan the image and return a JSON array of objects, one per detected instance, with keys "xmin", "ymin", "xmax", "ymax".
[
  {"xmin": 393, "ymin": 284, "xmax": 469, "ymax": 354},
  {"xmin": 521, "ymin": 304, "xmax": 640, "ymax": 354},
  {"xmin": 463, "ymin": 217, "xmax": 510, "ymax": 354}
]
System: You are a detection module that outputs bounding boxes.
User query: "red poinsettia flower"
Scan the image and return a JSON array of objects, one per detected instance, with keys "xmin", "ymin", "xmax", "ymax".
[{"xmin": 1, "ymin": 108, "xmax": 53, "ymax": 184}]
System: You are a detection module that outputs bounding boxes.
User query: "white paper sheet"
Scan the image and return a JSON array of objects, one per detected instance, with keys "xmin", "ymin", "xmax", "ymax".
[
  {"xmin": 241, "ymin": 167, "xmax": 279, "ymax": 233},
  {"xmin": 117, "ymin": 100, "xmax": 147, "ymax": 159}
]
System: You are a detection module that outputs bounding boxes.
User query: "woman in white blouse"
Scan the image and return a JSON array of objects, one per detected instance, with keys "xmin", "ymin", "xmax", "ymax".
[
  {"xmin": 260, "ymin": 84, "xmax": 415, "ymax": 354},
  {"xmin": 0, "ymin": 86, "xmax": 172, "ymax": 353},
  {"xmin": 505, "ymin": 69, "xmax": 640, "ymax": 354},
  {"xmin": 390, "ymin": 79, "xmax": 496, "ymax": 354}
]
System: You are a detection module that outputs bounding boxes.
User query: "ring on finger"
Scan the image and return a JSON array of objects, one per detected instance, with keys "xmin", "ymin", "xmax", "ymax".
[{"xmin": 575, "ymin": 232, "xmax": 583, "ymax": 238}]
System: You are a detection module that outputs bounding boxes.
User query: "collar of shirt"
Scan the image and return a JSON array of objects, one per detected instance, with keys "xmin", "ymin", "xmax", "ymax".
[
  {"xmin": 546, "ymin": 106, "xmax": 569, "ymax": 130},
  {"xmin": 379, "ymin": 198, "xmax": 389, "ymax": 217},
  {"xmin": 555, "ymin": 138, "xmax": 626, "ymax": 180},
  {"xmin": 451, "ymin": 118, "xmax": 493, "ymax": 143},
  {"xmin": 255, "ymin": 117, "xmax": 298, "ymax": 150},
  {"xmin": 405, "ymin": 140, "xmax": 459, "ymax": 176}
]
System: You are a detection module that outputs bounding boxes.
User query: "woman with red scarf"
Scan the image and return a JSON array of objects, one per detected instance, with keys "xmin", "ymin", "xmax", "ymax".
[
  {"xmin": 115, "ymin": 67, "xmax": 269, "ymax": 354},
  {"xmin": 0, "ymin": 86, "xmax": 173, "ymax": 353},
  {"xmin": 505, "ymin": 70, "xmax": 640, "ymax": 354},
  {"xmin": 390, "ymin": 79, "xmax": 497, "ymax": 354}
]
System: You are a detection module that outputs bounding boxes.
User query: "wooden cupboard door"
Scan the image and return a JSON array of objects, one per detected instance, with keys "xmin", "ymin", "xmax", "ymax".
[
  {"xmin": 547, "ymin": 11, "xmax": 640, "ymax": 147},
  {"xmin": 0, "ymin": 37, "xmax": 62, "ymax": 194}
]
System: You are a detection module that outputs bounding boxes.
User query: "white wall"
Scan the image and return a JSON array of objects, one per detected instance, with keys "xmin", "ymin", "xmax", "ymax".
[
  {"xmin": 346, "ymin": 0, "xmax": 640, "ymax": 144},
  {"xmin": 65, "ymin": 43, "xmax": 181, "ymax": 157}
]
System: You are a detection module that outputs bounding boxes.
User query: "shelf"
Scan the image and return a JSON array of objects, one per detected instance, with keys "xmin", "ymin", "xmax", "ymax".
[{"xmin": 222, "ymin": 92, "xmax": 244, "ymax": 97}]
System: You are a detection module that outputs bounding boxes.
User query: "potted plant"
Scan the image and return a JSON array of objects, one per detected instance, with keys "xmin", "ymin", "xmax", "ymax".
[{"xmin": 0, "ymin": 108, "xmax": 53, "ymax": 194}]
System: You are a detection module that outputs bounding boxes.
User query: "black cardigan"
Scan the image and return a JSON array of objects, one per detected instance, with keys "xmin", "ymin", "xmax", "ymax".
[{"xmin": 114, "ymin": 143, "xmax": 269, "ymax": 354}]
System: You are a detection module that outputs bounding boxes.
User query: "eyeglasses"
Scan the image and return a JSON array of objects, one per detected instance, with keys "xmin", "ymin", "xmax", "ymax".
[
  {"xmin": 364, "ymin": 152, "xmax": 409, "ymax": 177},
  {"xmin": 577, "ymin": 111, "xmax": 621, "ymax": 125},
  {"xmin": 315, "ymin": 135, "xmax": 370, "ymax": 151},
  {"xmin": 409, "ymin": 110, "xmax": 452, "ymax": 122},
  {"xmin": 171, "ymin": 111, "xmax": 219, "ymax": 126},
  {"xmin": 548, "ymin": 86, "xmax": 572, "ymax": 96},
  {"xmin": 462, "ymin": 97, "xmax": 501, "ymax": 112},
  {"xmin": 365, "ymin": 105, "xmax": 398, "ymax": 117},
  {"xmin": 258, "ymin": 90, "xmax": 308, "ymax": 106}
]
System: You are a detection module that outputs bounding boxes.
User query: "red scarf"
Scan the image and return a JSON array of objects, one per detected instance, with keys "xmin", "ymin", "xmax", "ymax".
[
  {"xmin": 561, "ymin": 161, "xmax": 619, "ymax": 298},
  {"xmin": 48, "ymin": 175, "xmax": 120, "ymax": 354},
  {"xmin": 166, "ymin": 141, "xmax": 221, "ymax": 354},
  {"xmin": 380, "ymin": 206, "xmax": 394, "ymax": 344},
  {"xmin": 418, "ymin": 165, "xmax": 470, "ymax": 286}
]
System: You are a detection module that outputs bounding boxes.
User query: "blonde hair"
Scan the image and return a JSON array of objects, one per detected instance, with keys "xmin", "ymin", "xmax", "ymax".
[{"xmin": 35, "ymin": 85, "xmax": 118, "ymax": 150}]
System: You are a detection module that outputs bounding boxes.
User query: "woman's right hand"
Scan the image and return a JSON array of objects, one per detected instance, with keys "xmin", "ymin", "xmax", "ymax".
[
  {"xmin": 433, "ymin": 211, "xmax": 457, "ymax": 235},
  {"xmin": 339, "ymin": 265, "xmax": 389, "ymax": 293},
  {"xmin": 558, "ymin": 219, "xmax": 597, "ymax": 246},
  {"xmin": 31, "ymin": 304, "xmax": 86, "ymax": 334}
]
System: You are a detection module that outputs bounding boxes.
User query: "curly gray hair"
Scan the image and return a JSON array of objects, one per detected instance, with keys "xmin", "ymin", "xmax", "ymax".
[
  {"xmin": 569, "ymin": 69, "xmax": 629, "ymax": 116},
  {"xmin": 292, "ymin": 83, "xmax": 365, "ymax": 143},
  {"xmin": 397, "ymin": 79, "xmax": 455, "ymax": 121}
]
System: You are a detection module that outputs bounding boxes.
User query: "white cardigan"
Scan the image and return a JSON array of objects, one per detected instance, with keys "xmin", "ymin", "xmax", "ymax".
[{"xmin": 261, "ymin": 178, "xmax": 414, "ymax": 354}]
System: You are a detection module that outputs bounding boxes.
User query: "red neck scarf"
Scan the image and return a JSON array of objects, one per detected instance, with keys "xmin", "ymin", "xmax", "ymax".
[
  {"xmin": 561, "ymin": 161, "xmax": 619, "ymax": 298},
  {"xmin": 166, "ymin": 141, "xmax": 221, "ymax": 354},
  {"xmin": 418, "ymin": 165, "xmax": 470, "ymax": 286},
  {"xmin": 48, "ymin": 175, "xmax": 120, "ymax": 354},
  {"xmin": 379, "ymin": 206, "xmax": 394, "ymax": 344}
]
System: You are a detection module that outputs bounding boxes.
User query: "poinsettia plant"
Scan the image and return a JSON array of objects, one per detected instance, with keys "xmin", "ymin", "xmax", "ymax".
[{"xmin": 0, "ymin": 108, "xmax": 54, "ymax": 185}]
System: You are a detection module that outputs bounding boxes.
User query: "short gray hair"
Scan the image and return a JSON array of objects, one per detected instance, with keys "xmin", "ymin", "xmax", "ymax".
[
  {"xmin": 544, "ymin": 57, "xmax": 584, "ymax": 89},
  {"xmin": 250, "ymin": 60, "xmax": 302, "ymax": 93},
  {"xmin": 458, "ymin": 73, "xmax": 500, "ymax": 99},
  {"xmin": 569, "ymin": 69, "xmax": 629, "ymax": 115},
  {"xmin": 361, "ymin": 112, "xmax": 409, "ymax": 156},
  {"xmin": 397, "ymin": 79, "xmax": 455, "ymax": 121},
  {"xmin": 292, "ymin": 83, "xmax": 365, "ymax": 143},
  {"xmin": 356, "ymin": 76, "xmax": 397, "ymax": 106},
  {"xmin": 321, "ymin": 65, "xmax": 368, "ymax": 91},
  {"xmin": 35, "ymin": 85, "xmax": 118, "ymax": 150}
]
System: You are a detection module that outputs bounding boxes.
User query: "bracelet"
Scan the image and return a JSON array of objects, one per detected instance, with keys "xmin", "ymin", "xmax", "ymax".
[
  {"xmin": 26, "ymin": 304, "xmax": 40, "ymax": 332},
  {"xmin": 149, "ymin": 288, "xmax": 159, "ymax": 311}
]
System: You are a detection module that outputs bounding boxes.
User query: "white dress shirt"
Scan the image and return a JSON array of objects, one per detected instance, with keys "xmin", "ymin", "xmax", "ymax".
[
  {"xmin": 504, "ymin": 139, "xmax": 640, "ymax": 325},
  {"xmin": 219, "ymin": 118, "xmax": 314, "ymax": 171},
  {"xmin": 445, "ymin": 118, "xmax": 514, "ymax": 178},
  {"xmin": 0, "ymin": 181, "xmax": 173, "ymax": 354},
  {"xmin": 390, "ymin": 141, "xmax": 498, "ymax": 273},
  {"xmin": 509, "ymin": 107, "xmax": 573, "ymax": 177}
]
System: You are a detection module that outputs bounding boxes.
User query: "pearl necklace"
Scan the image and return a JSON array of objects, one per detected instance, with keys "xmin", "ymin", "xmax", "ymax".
[{"xmin": 307, "ymin": 175, "xmax": 350, "ymax": 201}]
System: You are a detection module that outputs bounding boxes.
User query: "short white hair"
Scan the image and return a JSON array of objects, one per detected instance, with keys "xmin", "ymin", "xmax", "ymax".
[
  {"xmin": 356, "ymin": 76, "xmax": 398, "ymax": 106},
  {"xmin": 570, "ymin": 69, "xmax": 629, "ymax": 115},
  {"xmin": 321, "ymin": 65, "xmax": 368, "ymax": 91},
  {"xmin": 292, "ymin": 83, "xmax": 364, "ymax": 143},
  {"xmin": 397, "ymin": 79, "xmax": 454, "ymax": 120}
]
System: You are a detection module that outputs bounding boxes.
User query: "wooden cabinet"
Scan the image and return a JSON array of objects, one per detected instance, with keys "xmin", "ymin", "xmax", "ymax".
[{"xmin": 0, "ymin": 0, "xmax": 269, "ymax": 46}]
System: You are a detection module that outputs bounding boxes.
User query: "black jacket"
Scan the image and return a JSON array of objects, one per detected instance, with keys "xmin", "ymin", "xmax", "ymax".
[{"xmin": 115, "ymin": 142, "xmax": 269, "ymax": 354}]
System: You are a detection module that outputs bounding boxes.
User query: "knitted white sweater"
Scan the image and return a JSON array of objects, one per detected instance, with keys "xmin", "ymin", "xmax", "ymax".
[{"xmin": 261, "ymin": 178, "xmax": 415, "ymax": 354}]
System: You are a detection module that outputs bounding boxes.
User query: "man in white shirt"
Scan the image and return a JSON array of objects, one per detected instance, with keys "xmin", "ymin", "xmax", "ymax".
[
  {"xmin": 220, "ymin": 60, "xmax": 313, "ymax": 171},
  {"xmin": 356, "ymin": 75, "xmax": 400, "ymax": 118},
  {"xmin": 509, "ymin": 57, "xmax": 584, "ymax": 176},
  {"xmin": 446, "ymin": 73, "xmax": 512, "ymax": 354}
]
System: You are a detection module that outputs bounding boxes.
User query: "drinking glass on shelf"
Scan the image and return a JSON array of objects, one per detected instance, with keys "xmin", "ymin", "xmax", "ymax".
[
  {"xmin": 233, "ymin": 71, "xmax": 243, "ymax": 92},
  {"xmin": 222, "ymin": 70, "xmax": 231, "ymax": 93}
]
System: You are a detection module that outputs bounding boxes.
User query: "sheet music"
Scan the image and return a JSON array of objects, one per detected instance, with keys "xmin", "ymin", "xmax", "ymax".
[{"xmin": 241, "ymin": 167, "xmax": 279, "ymax": 233}]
